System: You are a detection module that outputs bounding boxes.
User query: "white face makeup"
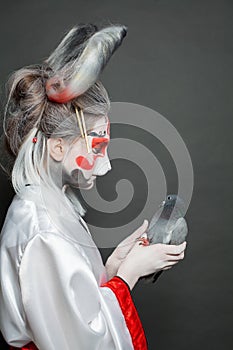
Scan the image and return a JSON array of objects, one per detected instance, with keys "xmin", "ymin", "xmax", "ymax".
[{"xmin": 62, "ymin": 116, "xmax": 111, "ymax": 189}]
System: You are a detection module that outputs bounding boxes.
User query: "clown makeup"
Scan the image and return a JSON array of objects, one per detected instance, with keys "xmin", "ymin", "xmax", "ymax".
[{"xmin": 62, "ymin": 116, "xmax": 111, "ymax": 189}]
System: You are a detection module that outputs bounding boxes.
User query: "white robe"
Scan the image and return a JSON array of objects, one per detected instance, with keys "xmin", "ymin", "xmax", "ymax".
[{"xmin": 0, "ymin": 184, "xmax": 134, "ymax": 350}]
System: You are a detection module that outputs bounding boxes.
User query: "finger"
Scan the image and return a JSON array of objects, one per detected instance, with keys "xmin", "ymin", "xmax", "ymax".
[
  {"xmin": 130, "ymin": 238, "xmax": 149, "ymax": 250},
  {"xmin": 163, "ymin": 262, "xmax": 179, "ymax": 270},
  {"xmin": 129, "ymin": 220, "xmax": 149, "ymax": 241},
  {"xmin": 167, "ymin": 252, "xmax": 185, "ymax": 261},
  {"xmin": 167, "ymin": 251, "xmax": 185, "ymax": 260},
  {"xmin": 117, "ymin": 220, "xmax": 149, "ymax": 248},
  {"xmin": 163, "ymin": 260, "xmax": 179, "ymax": 267},
  {"xmin": 165, "ymin": 241, "xmax": 187, "ymax": 255},
  {"xmin": 137, "ymin": 237, "xmax": 150, "ymax": 246}
]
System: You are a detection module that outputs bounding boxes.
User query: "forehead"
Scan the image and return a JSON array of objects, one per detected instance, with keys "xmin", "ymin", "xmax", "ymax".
[{"xmin": 88, "ymin": 115, "xmax": 109, "ymax": 133}]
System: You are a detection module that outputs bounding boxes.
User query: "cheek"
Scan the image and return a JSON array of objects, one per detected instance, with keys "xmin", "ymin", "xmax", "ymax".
[
  {"xmin": 76, "ymin": 156, "xmax": 95, "ymax": 170},
  {"xmin": 74, "ymin": 135, "xmax": 110, "ymax": 171}
]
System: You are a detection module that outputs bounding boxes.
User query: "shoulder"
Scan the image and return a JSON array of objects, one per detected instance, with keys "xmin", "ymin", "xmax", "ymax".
[
  {"xmin": 19, "ymin": 231, "xmax": 93, "ymax": 282},
  {"xmin": 0, "ymin": 185, "xmax": 99, "ymax": 274},
  {"xmin": 1, "ymin": 186, "xmax": 55, "ymax": 246},
  {"xmin": 23, "ymin": 231, "xmax": 91, "ymax": 262}
]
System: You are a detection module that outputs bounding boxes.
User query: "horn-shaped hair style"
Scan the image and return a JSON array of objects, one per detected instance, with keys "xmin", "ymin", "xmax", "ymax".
[
  {"xmin": 1, "ymin": 22, "xmax": 127, "ymax": 218},
  {"xmin": 46, "ymin": 24, "xmax": 127, "ymax": 102}
]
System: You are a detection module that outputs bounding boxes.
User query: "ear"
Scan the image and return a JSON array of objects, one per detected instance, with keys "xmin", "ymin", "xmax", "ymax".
[{"xmin": 47, "ymin": 138, "xmax": 67, "ymax": 162}]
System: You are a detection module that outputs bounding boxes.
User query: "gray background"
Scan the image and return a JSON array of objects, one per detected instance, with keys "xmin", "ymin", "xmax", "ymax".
[{"xmin": 0, "ymin": 0, "xmax": 232, "ymax": 349}]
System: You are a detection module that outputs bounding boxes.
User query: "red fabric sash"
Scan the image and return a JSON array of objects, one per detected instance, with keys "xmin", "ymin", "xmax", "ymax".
[
  {"xmin": 9, "ymin": 342, "xmax": 38, "ymax": 350},
  {"xmin": 9, "ymin": 277, "xmax": 148, "ymax": 350},
  {"xmin": 101, "ymin": 276, "xmax": 148, "ymax": 350}
]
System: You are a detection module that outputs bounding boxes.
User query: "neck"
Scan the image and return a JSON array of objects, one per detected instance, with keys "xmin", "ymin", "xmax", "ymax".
[{"xmin": 47, "ymin": 156, "xmax": 64, "ymax": 189}]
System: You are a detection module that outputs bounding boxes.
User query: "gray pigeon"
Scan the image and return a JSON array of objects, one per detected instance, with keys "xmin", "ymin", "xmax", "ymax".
[{"xmin": 139, "ymin": 194, "xmax": 188, "ymax": 283}]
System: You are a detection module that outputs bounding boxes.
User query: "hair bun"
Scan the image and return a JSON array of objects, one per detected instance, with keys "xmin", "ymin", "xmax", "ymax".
[{"xmin": 3, "ymin": 65, "xmax": 49, "ymax": 155}]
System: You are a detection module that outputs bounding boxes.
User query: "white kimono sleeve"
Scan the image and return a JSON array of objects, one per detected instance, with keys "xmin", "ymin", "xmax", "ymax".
[{"xmin": 18, "ymin": 232, "xmax": 135, "ymax": 350}]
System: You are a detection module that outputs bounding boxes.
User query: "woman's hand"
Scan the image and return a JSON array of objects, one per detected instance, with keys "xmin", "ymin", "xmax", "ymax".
[
  {"xmin": 105, "ymin": 220, "xmax": 149, "ymax": 280},
  {"xmin": 117, "ymin": 241, "xmax": 187, "ymax": 290}
]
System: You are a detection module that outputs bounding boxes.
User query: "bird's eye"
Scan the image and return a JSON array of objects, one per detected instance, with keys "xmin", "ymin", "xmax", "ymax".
[{"xmin": 167, "ymin": 196, "xmax": 171, "ymax": 200}]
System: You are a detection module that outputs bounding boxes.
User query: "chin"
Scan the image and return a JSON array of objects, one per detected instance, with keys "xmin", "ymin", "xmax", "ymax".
[
  {"xmin": 78, "ymin": 179, "xmax": 95, "ymax": 190},
  {"xmin": 67, "ymin": 175, "xmax": 96, "ymax": 190},
  {"xmin": 83, "ymin": 181, "xmax": 94, "ymax": 190}
]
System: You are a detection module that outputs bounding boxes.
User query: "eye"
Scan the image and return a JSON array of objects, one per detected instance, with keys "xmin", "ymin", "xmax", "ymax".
[
  {"xmin": 92, "ymin": 147, "xmax": 101, "ymax": 154},
  {"xmin": 92, "ymin": 141, "xmax": 109, "ymax": 154}
]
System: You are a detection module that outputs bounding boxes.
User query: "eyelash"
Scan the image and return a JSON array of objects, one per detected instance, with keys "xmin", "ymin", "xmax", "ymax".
[
  {"xmin": 92, "ymin": 148, "xmax": 101, "ymax": 154},
  {"xmin": 92, "ymin": 142, "xmax": 108, "ymax": 154},
  {"xmin": 88, "ymin": 132, "xmax": 106, "ymax": 137}
]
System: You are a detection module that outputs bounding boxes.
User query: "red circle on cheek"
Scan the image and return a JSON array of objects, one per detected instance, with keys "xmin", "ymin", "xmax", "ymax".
[{"xmin": 76, "ymin": 156, "xmax": 94, "ymax": 170}]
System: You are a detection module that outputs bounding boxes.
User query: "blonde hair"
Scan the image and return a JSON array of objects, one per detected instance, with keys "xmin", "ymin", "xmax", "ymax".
[
  {"xmin": 1, "ymin": 22, "xmax": 127, "ymax": 218},
  {"xmin": 2, "ymin": 64, "xmax": 110, "ymax": 216}
]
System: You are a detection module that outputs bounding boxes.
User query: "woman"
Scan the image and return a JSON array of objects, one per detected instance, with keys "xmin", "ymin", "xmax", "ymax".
[{"xmin": 0, "ymin": 23, "xmax": 186, "ymax": 350}]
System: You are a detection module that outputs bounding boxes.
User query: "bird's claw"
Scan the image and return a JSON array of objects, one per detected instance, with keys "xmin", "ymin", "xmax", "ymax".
[{"xmin": 136, "ymin": 237, "xmax": 150, "ymax": 246}]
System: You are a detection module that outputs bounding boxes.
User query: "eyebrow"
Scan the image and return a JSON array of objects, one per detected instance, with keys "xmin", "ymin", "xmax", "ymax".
[{"xmin": 88, "ymin": 131, "xmax": 106, "ymax": 137}]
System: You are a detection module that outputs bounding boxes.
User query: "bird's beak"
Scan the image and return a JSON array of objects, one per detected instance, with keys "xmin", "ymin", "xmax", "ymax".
[{"xmin": 159, "ymin": 200, "xmax": 165, "ymax": 208}]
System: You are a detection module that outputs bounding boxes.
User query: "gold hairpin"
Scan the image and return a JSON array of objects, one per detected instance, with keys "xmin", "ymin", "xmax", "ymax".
[
  {"xmin": 75, "ymin": 106, "xmax": 84, "ymax": 137},
  {"xmin": 75, "ymin": 107, "xmax": 91, "ymax": 153},
  {"xmin": 80, "ymin": 109, "xmax": 91, "ymax": 153}
]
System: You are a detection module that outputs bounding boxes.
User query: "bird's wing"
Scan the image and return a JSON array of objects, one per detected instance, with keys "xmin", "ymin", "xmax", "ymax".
[
  {"xmin": 170, "ymin": 217, "xmax": 188, "ymax": 245},
  {"xmin": 147, "ymin": 207, "xmax": 163, "ymax": 231},
  {"xmin": 148, "ymin": 225, "xmax": 168, "ymax": 244}
]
